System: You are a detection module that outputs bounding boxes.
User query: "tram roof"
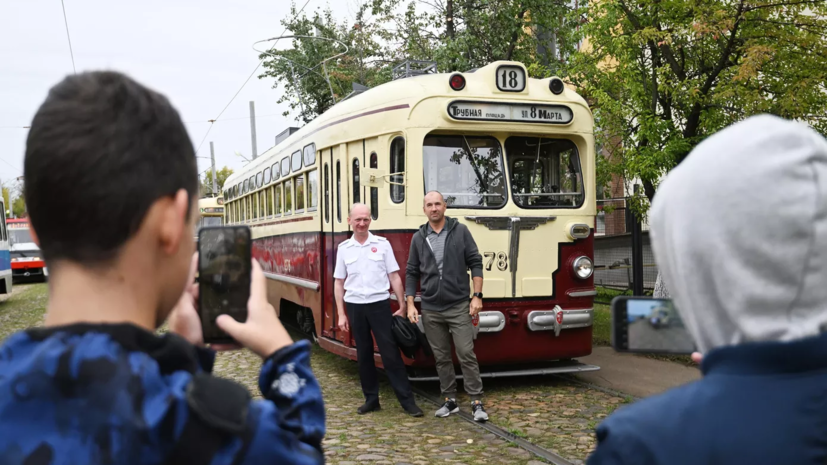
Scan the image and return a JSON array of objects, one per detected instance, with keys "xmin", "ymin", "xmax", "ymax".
[{"xmin": 223, "ymin": 60, "xmax": 590, "ymax": 190}]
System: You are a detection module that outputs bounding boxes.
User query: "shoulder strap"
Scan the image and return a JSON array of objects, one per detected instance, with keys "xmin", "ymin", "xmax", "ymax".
[{"xmin": 165, "ymin": 373, "xmax": 253, "ymax": 465}]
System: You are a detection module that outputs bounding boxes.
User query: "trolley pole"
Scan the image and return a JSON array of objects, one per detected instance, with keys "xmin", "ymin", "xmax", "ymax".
[
  {"xmin": 250, "ymin": 101, "xmax": 258, "ymax": 160},
  {"xmin": 209, "ymin": 141, "xmax": 217, "ymax": 196}
]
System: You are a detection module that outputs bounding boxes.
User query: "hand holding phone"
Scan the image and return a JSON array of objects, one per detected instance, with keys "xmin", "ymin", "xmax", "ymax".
[
  {"xmin": 611, "ymin": 296, "xmax": 696, "ymax": 355},
  {"xmin": 216, "ymin": 260, "xmax": 293, "ymax": 358},
  {"xmin": 197, "ymin": 226, "xmax": 292, "ymax": 356}
]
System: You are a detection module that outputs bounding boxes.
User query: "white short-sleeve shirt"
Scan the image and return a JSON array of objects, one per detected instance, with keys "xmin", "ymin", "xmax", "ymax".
[{"xmin": 333, "ymin": 232, "xmax": 400, "ymax": 304}]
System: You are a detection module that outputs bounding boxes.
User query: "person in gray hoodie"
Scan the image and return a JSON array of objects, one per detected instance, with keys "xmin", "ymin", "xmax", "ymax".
[
  {"xmin": 405, "ymin": 191, "xmax": 488, "ymax": 421},
  {"xmin": 588, "ymin": 114, "xmax": 827, "ymax": 464}
]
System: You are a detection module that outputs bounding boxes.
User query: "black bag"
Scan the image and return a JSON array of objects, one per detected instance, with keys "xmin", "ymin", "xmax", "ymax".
[{"xmin": 392, "ymin": 315, "xmax": 426, "ymax": 359}]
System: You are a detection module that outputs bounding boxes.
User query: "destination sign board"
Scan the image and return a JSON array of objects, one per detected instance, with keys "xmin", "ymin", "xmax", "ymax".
[{"xmin": 447, "ymin": 101, "xmax": 573, "ymax": 124}]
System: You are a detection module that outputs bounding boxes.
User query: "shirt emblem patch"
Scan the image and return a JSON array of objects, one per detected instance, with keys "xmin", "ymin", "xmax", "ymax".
[
  {"xmin": 270, "ymin": 362, "xmax": 306, "ymax": 398},
  {"xmin": 371, "ymin": 247, "xmax": 378, "ymax": 253}
]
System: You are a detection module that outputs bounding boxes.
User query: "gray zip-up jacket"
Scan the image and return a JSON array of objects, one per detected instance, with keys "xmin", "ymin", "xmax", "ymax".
[{"xmin": 405, "ymin": 217, "xmax": 483, "ymax": 311}]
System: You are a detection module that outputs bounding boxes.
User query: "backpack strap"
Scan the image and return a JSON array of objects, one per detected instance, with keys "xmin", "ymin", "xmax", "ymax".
[{"xmin": 165, "ymin": 372, "xmax": 253, "ymax": 465}]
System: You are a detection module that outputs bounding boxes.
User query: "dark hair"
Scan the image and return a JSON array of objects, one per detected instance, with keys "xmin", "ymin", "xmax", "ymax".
[{"xmin": 24, "ymin": 71, "xmax": 198, "ymax": 264}]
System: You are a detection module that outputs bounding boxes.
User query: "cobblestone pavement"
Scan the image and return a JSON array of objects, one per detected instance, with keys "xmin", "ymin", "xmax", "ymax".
[{"xmin": 214, "ymin": 339, "xmax": 629, "ymax": 465}]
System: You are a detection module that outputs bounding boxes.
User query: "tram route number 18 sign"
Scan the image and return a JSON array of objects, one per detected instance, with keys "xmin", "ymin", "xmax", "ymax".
[{"xmin": 447, "ymin": 101, "xmax": 573, "ymax": 124}]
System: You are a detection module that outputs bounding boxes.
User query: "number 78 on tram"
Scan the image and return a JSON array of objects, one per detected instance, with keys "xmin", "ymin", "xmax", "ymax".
[{"xmin": 222, "ymin": 61, "xmax": 598, "ymax": 377}]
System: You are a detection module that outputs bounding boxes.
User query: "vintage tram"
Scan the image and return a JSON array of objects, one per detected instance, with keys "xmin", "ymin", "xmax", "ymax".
[
  {"xmin": 222, "ymin": 61, "xmax": 598, "ymax": 378},
  {"xmin": 195, "ymin": 196, "xmax": 225, "ymax": 239}
]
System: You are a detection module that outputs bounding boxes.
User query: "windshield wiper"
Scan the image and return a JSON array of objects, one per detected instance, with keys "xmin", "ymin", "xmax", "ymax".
[{"xmin": 461, "ymin": 136, "xmax": 489, "ymax": 193}]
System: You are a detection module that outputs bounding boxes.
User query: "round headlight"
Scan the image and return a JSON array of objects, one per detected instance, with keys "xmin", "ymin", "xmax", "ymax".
[{"xmin": 572, "ymin": 256, "xmax": 594, "ymax": 279}]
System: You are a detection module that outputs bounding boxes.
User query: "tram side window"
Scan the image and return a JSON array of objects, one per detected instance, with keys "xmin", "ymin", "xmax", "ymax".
[
  {"xmin": 292, "ymin": 150, "xmax": 302, "ymax": 172},
  {"xmin": 253, "ymin": 192, "xmax": 259, "ymax": 220},
  {"xmin": 370, "ymin": 152, "xmax": 378, "ymax": 220},
  {"xmin": 352, "ymin": 159, "xmax": 360, "ymax": 203},
  {"xmin": 281, "ymin": 157, "xmax": 290, "ymax": 178},
  {"xmin": 275, "ymin": 184, "xmax": 283, "ymax": 216},
  {"xmin": 390, "ymin": 137, "xmax": 405, "ymax": 203},
  {"xmin": 272, "ymin": 163, "xmax": 280, "ymax": 181},
  {"xmin": 260, "ymin": 190, "xmax": 267, "ymax": 217},
  {"xmin": 422, "ymin": 134, "xmax": 507, "ymax": 208},
  {"xmin": 308, "ymin": 169, "xmax": 319, "ymax": 211},
  {"xmin": 284, "ymin": 179, "xmax": 293, "ymax": 215},
  {"xmin": 336, "ymin": 161, "xmax": 342, "ymax": 223},
  {"xmin": 266, "ymin": 186, "xmax": 273, "ymax": 216},
  {"xmin": 241, "ymin": 198, "xmax": 246, "ymax": 222},
  {"xmin": 246, "ymin": 196, "xmax": 252, "ymax": 221},
  {"xmin": 295, "ymin": 176, "xmax": 305, "ymax": 213},
  {"xmin": 303, "ymin": 143, "xmax": 316, "ymax": 166},
  {"xmin": 505, "ymin": 137, "xmax": 583, "ymax": 208},
  {"xmin": 323, "ymin": 165, "xmax": 330, "ymax": 222}
]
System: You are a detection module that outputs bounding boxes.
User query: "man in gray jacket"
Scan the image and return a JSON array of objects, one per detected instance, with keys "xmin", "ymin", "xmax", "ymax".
[{"xmin": 405, "ymin": 191, "xmax": 488, "ymax": 422}]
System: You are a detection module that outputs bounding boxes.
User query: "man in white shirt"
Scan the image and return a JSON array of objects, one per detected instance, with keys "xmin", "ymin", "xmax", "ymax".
[{"xmin": 334, "ymin": 203, "xmax": 424, "ymax": 417}]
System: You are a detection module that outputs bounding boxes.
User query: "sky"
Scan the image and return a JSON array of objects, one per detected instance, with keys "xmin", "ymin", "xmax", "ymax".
[{"xmin": 0, "ymin": 0, "xmax": 360, "ymax": 191}]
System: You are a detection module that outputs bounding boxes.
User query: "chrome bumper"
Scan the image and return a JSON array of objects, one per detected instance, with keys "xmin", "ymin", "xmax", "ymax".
[{"xmin": 527, "ymin": 306, "xmax": 593, "ymax": 336}]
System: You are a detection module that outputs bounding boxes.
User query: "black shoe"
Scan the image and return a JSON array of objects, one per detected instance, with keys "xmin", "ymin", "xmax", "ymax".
[
  {"xmin": 357, "ymin": 401, "xmax": 381, "ymax": 414},
  {"xmin": 403, "ymin": 404, "xmax": 424, "ymax": 417}
]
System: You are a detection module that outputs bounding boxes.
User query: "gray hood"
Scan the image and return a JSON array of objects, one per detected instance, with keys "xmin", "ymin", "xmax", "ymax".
[{"xmin": 650, "ymin": 115, "xmax": 827, "ymax": 353}]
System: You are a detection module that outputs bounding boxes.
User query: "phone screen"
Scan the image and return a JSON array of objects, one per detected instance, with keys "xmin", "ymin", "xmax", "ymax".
[
  {"xmin": 198, "ymin": 226, "xmax": 251, "ymax": 343},
  {"xmin": 611, "ymin": 297, "xmax": 696, "ymax": 354}
]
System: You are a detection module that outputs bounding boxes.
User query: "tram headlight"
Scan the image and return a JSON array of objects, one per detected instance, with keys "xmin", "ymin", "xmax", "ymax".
[{"xmin": 572, "ymin": 256, "xmax": 594, "ymax": 280}]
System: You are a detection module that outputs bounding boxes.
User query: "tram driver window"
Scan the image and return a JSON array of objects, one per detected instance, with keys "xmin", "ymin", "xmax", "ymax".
[
  {"xmin": 505, "ymin": 137, "xmax": 584, "ymax": 208},
  {"xmin": 422, "ymin": 135, "xmax": 507, "ymax": 208}
]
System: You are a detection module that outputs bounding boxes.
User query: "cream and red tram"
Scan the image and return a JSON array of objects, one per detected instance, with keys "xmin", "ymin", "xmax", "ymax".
[{"xmin": 223, "ymin": 61, "xmax": 598, "ymax": 378}]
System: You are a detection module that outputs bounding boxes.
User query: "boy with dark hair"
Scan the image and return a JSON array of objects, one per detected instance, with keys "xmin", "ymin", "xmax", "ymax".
[{"xmin": 0, "ymin": 71, "xmax": 325, "ymax": 465}]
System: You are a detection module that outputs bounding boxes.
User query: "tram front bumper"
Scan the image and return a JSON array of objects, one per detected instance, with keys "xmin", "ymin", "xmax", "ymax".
[{"xmin": 527, "ymin": 307, "xmax": 593, "ymax": 337}]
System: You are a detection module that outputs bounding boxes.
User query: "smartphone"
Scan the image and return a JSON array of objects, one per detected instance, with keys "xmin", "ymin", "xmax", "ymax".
[
  {"xmin": 611, "ymin": 296, "xmax": 696, "ymax": 355},
  {"xmin": 198, "ymin": 226, "xmax": 252, "ymax": 344}
]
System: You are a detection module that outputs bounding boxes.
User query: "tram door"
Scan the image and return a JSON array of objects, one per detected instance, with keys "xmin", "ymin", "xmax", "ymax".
[{"xmin": 327, "ymin": 143, "xmax": 353, "ymax": 345}]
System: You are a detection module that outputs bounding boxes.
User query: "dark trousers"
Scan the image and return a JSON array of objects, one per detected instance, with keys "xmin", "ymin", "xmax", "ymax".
[{"xmin": 346, "ymin": 299, "xmax": 415, "ymax": 408}]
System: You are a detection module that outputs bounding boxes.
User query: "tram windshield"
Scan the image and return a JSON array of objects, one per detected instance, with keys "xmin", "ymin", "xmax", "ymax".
[
  {"xmin": 9, "ymin": 229, "xmax": 33, "ymax": 245},
  {"xmin": 200, "ymin": 217, "xmax": 223, "ymax": 228},
  {"xmin": 423, "ymin": 135, "xmax": 507, "ymax": 208},
  {"xmin": 505, "ymin": 137, "xmax": 583, "ymax": 208}
]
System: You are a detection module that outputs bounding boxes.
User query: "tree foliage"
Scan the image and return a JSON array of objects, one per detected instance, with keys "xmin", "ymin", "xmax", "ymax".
[
  {"xmin": 258, "ymin": 0, "xmax": 581, "ymax": 122},
  {"xmin": 568, "ymin": 0, "xmax": 827, "ymax": 203},
  {"xmin": 11, "ymin": 196, "xmax": 25, "ymax": 219},
  {"xmin": 201, "ymin": 166, "xmax": 234, "ymax": 196},
  {"xmin": 258, "ymin": 3, "xmax": 397, "ymax": 123}
]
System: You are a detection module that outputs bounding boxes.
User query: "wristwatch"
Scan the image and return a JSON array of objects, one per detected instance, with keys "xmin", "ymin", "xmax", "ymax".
[{"xmin": 472, "ymin": 292, "xmax": 483, "ymax": 299}]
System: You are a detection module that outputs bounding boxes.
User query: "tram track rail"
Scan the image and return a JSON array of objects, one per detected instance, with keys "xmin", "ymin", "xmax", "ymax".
[{"xmin": 409, "ymin": 385, "xmax": 575, "ymax": 465}]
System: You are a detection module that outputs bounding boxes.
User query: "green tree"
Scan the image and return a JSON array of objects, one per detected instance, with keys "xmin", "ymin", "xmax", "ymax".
[
  {"xmin": 2, "ymin": 187, "xmax": 9, "ymax": 214},
  {"xmin": 11, "ymin": 196, "xmax": 25, "ymax": 219},
  {"xmin": 568, "ymin": 0, "xmax": 827, "ymax": 204},
  {"xmin": 201, "ymin": 167, "xmax": 234, "ymax": 196},
  {"xmin": 396, "ymin": 0, "xmax": 581, "ymax": 77},
  {"xmin": 259, "ymin": 3, "xmax": 397, "ymax": 122}
]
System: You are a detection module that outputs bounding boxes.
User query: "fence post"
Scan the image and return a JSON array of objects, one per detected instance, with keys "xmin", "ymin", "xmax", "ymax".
[{"xmin": 630, "ymin": 185, "xmax": 645, "ymax": 295}]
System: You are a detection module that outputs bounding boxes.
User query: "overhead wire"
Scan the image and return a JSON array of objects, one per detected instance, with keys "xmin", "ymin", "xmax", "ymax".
[
  {"xmin": 192, "ymin": 0, "xmax": 313, "ymax": 159},
  {"xmin": 60, "ymin": 0, "xmax": 77, "ymax": 74}
]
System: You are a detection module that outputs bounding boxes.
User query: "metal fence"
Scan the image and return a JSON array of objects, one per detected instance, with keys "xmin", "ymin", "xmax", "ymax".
[{"xmin": 594, "ymin": 199, "xmax": 658, "ymax": 303}]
